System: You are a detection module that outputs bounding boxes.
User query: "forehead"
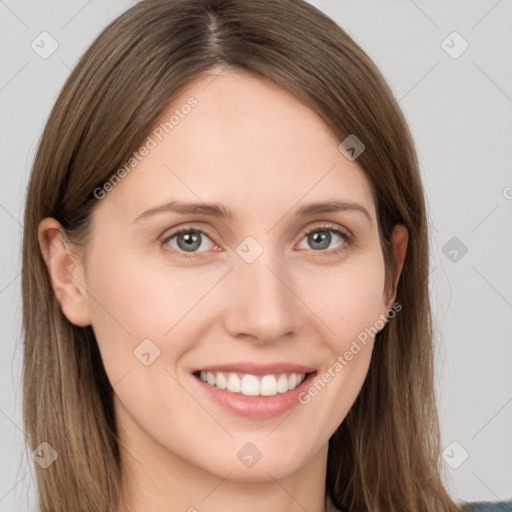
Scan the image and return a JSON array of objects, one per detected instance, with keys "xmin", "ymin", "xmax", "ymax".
[{"xmin": 96, "ymin": 69, "xmax": 376, "ymax": 226}]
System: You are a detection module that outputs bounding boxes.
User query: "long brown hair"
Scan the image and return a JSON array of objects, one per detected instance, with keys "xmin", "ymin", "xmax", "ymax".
[{"xmin": 22, "ymin": 0, "xmax": 460, "ymax": 510}]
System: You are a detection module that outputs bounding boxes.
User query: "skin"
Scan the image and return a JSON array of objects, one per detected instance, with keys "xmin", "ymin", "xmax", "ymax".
[{"xmin": 39, "ymin": 66, "xmax": 407, "ymax": 512}]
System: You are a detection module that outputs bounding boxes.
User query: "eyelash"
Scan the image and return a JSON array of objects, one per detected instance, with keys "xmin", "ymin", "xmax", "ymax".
[{"xmin": 161, "ymin": 223, "xmax": 352, "ymax": 259}]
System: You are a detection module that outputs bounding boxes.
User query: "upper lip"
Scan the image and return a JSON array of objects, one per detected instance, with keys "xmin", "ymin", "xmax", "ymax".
[{"xmin": 192, "ymin": 362, "xmax": 316, "ymax": 375}]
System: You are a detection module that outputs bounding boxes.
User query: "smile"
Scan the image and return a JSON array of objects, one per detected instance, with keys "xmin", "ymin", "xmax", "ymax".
[
  {"xmin": 191, "ymin": 363, "xmax": 316, "ymax": 418},
  {"xmin": 197, "ymin": 371, "xmax": 307, "ymax": 396}
]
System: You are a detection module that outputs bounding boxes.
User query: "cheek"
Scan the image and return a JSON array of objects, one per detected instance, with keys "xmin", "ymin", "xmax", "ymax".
[
  {"xmin": 294, "ymin": 253, "xmax": 385, "ymax": 425},
  {"xmin": 83, "ymin": 241, "xmax": 229, "ymax": 374},
  {"xmin": 304, "ymin": 251, "xmax": 387, "ymax": 350}
]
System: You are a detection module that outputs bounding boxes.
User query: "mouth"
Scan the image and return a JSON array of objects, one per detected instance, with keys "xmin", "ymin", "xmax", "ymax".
[{"xmin": 191, "ymin": 363, "xmax": 317, "ymax": 419}]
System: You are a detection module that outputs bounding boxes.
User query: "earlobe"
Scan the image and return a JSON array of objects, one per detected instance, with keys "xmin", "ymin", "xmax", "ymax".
[{"xmin": 38, "ymin": 218, "xmax": 92, "ymax": 327}]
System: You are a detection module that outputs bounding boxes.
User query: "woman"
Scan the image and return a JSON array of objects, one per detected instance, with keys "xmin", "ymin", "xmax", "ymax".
[{"xmin": 21, "ymin": 0, "xmax": 508, "ymax": 510}]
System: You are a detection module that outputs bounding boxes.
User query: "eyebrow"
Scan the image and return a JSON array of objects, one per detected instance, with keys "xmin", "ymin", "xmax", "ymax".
[
  {"xmin": 133, "ymin": 201, "xmax": 230, "ymax": 222},
  {"xmin": 296, "ymin": 201, "xmax": 372, "ymax": 224},
  {"xmin": 133, "ymin": 200, "xmax": 372, "ymax": 225}
]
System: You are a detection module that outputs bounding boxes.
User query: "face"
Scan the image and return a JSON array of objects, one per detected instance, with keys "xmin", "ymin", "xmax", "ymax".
[{"xmin": 47, "ymin": 67, "xmax": 405, "ymax": 483}]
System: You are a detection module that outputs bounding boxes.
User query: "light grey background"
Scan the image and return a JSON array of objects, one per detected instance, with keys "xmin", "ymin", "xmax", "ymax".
[{"xmin": 1, "ymin": 0, "xmax": 511, "ymax": 510}]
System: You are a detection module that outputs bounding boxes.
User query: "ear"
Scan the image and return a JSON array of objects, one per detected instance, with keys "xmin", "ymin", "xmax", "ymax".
[
  {"xmin": 384, "ymin": 224, "xmax": 408, "ymax": 309},
  {"xmin": 38, "ymin": 218, "xmax": 91, "ymax": 327}
]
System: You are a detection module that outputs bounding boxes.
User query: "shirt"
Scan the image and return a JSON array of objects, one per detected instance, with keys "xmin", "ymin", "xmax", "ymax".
[{"xmin": 461, "ymin": 500, "xmax": 512, "ymax": 511}]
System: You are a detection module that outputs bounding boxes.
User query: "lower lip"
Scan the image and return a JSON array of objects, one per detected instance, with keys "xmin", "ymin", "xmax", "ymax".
[{"xmin": 193, "ymin": 372, "xmax": 316, "ymax": 419}]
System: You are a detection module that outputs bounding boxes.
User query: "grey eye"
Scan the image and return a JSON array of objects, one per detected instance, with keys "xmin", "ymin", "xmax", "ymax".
[
  {"xmin": 165, "ymin": 230, "xmax": 214, "ymax": 253},
  {"xmin": 298, "ymin": 228, "xmax": 346, "ymax": 251}
]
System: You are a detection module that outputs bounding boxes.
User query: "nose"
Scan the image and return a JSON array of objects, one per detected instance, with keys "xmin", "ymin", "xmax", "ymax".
[{"xmin": 221, "ymin": 251, "xmax": 300, "ymax": 345}]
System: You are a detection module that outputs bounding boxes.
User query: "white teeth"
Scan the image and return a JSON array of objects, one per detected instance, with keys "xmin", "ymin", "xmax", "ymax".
[
  {"xmin": 260, "ymin": 375, "xmax": 278, "ymax": 396},
  {"xmin": 241, "ymin": 375, "xmax": 260, "ymax": 396},
  {"xmin": 216, "ymin": 372, "xmax": 227, "ymax": 390},
  {"xmin": 198, "ymin": 371, "xmax": 307, "ymax": 396},
  {"xmin": 227, "ymin": 372, "xmax": 241, "ymax": 393},
  {"xmin": 277, "ymin": 374, "xmax": 289, "ymax": 393}
]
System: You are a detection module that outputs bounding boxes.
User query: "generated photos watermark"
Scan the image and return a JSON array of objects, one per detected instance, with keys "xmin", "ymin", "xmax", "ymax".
[
  {"xmin": 93, "ymin": 96, "xmax": 198, "ymax": 200},
  {"xmin": 298, "ymin": 301, "xmax": 402, "ymax": 405}
]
